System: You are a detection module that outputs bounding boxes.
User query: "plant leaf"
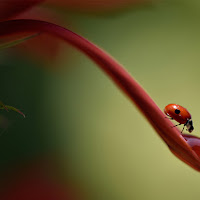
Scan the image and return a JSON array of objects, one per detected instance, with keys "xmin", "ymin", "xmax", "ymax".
[{"xmin": 0, "ymin": 102, "xmax": 25, "ymax": 118}]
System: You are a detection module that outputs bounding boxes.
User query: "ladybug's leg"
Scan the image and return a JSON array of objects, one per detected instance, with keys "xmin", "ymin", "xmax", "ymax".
[
  {"xmin": 171, "ymin": 123, "xmax": 185, "ymax": 133},
  {"xmin": 171, "ymin": 123, "xmax": 181, "ymax": 129},
  {"xmin": 181, "ymin": 124, "xmax": 186, "ymax": 133},
  {"xmin": 172, "ymin": 123, "xmax": 181, "ymax": 127}
]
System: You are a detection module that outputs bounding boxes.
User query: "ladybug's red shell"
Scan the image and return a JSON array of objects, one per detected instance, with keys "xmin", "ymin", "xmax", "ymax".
[{"xmin": 164, "ymin": 104, "xmax": 191, "ymax": 124}]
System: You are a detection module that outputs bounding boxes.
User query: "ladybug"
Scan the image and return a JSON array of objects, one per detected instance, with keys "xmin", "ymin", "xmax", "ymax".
[{"xmin": 164, "ymin": 104, "xmax": 194, "ymax": 133}]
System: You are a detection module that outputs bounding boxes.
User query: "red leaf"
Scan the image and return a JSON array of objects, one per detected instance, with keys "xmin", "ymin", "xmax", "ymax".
[
  {"xmin": 0, "ymin": 0, "xmax": 45, "ymax": 21},
  {"xmin": 183, "ymin": 135, "xmax": 200, "ymax": 157}
]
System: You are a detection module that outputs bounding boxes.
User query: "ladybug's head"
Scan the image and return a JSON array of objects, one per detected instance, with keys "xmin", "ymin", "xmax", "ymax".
[{"xmin": 186, "ymin": 119, "xmax": 194, "ymax": 133}]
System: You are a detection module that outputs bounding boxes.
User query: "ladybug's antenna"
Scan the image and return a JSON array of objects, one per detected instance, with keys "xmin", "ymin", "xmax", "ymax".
[{"xmin": 181, "ymin": 125, "xmax": 185, "ymax": 133}]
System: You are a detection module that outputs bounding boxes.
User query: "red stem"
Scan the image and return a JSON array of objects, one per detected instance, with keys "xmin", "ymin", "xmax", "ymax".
[{"xmin": 0, "ymin": 19, "xmax": 199, "ymax": 170}]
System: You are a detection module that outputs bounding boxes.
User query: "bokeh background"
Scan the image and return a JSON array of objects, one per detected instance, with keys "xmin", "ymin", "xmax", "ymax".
[{"xmin": 1, "ymin": 0, "xmax": 200, "ymax": 199}]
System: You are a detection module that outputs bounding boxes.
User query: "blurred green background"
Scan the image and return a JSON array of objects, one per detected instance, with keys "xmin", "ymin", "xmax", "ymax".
[{"xmin": 1, "ymin": 0, "xmax": 200, "ymax": 199}]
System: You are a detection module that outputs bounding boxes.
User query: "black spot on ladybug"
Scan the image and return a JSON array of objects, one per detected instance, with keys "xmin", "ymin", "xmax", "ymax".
[{"xmin": 175, "ymin": 109, "xmax": 180, "ymax": 114}]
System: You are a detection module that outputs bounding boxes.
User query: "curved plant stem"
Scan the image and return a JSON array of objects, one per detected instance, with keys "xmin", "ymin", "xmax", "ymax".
[{"xmin": 0, "ymin": 19, "xmax": 199, "ymax": 170}]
